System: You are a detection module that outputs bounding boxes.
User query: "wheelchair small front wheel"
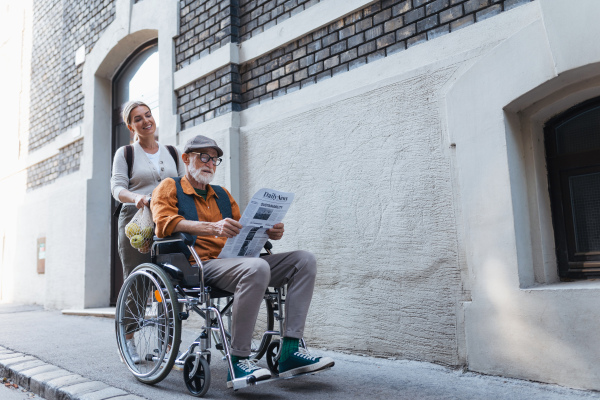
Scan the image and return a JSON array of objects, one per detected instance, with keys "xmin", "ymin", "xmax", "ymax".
[
  {"xmin": 115, "ymin": 263, "xmax": 182, "ymax": 385},
  {"xmin": 183, "ymin": 355, "xmax": 210, "ymax": 397},
  {"xmin": 266, "ymin": 340, "xmax": 280, "ymax": 375}
]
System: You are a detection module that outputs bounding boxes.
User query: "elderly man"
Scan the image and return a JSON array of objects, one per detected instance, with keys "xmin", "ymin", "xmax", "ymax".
[{"xmin": 150, "ymin": 134, "xmax": 334, "ymax": 386}]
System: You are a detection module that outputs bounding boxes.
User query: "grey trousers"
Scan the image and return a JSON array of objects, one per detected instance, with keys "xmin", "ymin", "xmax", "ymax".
[
  {"xmin": 203, "ymin": 250, "xmax": 317, "ymax": 357},
  {"xmin": 118, "ymin": 205, "xmax": 152, "ymax": 334}
]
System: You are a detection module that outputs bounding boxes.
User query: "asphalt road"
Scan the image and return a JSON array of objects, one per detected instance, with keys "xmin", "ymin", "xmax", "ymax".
[{"xmin": 0, "ymin": 304, "xmax": 599, "ymax": 400}]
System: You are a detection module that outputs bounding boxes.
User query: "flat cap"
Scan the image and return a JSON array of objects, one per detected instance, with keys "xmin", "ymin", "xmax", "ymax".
[{"xmin": 183, "ymin": 135, "xmax": 223, "ymax": 157}]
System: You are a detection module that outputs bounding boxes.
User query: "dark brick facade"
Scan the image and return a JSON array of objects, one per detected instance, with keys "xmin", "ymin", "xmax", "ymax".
[
  {"xmin": 27, "ymin": 139, "xmax": 84, "ymax": 190},
  {"xmin": 176, "ymin": 0, "xmax": 238, "ymax": 70},
  {"xmin": 175, "ymin": 0, "xmax": 324, "ymax": 71},
  {"xmin": 239, "ymin": 0, "xmax": 322, "ymax": 42},
  {"xmin": 30, "ymin": 0, "xmax": 115, "ymax": 152},
  {"xmin": 238, "ymin": 0, "xmax": 535, "ymax": 109},
  {"xmin": 176, "ymin": 0, "xmax": 534, "ymax": 128},
  {"xmin": 177, "ymin": 65, "xmax": 242, "ymax": 129},
  {"xmin": 28, "ymin": 0, "xmax": 115, "ymax": 190}
]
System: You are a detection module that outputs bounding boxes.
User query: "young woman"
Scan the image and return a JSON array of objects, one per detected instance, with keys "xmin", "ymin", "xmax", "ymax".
[{"xmin": 110, "ymin": 100, "xmax": 185, "ymax": 362}]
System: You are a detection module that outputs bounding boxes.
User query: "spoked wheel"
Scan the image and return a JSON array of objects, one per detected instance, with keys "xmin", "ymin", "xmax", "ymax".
[
  {"xmin": 266, "ymin": 340, "xmax": 280, "ymax": 375},
  {"xmin": 115, "ymin": 263, "xmax": 182, "ymax": 384},
  {"xmin": 183, "ymin": 355, "xmax": 211, "ymax": 397},
  {"xmin": 212, "ymin": 296, "xmax": 274, "ymax": 360}
]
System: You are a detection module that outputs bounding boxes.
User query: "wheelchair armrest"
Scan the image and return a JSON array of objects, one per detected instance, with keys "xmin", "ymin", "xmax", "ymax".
[{"xmin": 153, "ymin": 232, "xmax": 195, "ymax": 246}]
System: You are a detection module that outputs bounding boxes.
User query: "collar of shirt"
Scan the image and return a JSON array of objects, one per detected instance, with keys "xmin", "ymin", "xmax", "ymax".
[{"xmin": 180, "ymin": 175, "xmax": 220, "ymax": 200}]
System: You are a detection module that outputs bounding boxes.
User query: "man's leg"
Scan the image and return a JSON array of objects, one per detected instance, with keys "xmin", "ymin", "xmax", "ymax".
[
  {"xmin": 261, "ymin": 250, "xmax": 317, "ymax": 338},
  {"xmin": 203, "ymin": 257, "xmax": 273, "ymax": 386},
  {"xmin": 261, "ymin": 250, "xmax": 334, "ymax": 376},
  {"xmin": 203, "ymin": 257, "xmax": 270, "ymax": 356}
]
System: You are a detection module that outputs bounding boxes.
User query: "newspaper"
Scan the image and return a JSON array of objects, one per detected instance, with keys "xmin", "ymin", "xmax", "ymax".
[{"xmin": 218, "ymin": 188, "xmax": 294, "ymax": 258}]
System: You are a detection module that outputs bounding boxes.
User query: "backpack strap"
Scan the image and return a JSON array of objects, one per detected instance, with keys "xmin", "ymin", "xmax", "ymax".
[
  {"xmin": 124, "ymin": 144, "xmax": 134, "ymax": 179},
  {"xmin": 211, "ymin": 185, "xmax": 233, "ymax": 219},
  {"xmin": 165, "ymin": 145, "xmax": 179, "ymax": 171}
]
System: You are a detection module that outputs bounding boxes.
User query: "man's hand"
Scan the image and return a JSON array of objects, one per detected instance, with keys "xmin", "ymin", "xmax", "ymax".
[
  {"xmin": 266, "ymin": 223, "xmax": 284, "ymax": 240},
  {"xmin": 213, "ymin": 218, "xmax": 242, "ymax": 238}
]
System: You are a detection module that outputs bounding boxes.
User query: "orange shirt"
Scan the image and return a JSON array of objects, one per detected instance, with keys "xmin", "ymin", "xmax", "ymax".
[{"xmin": 151, "ymin": 176, "xmax": 241, "ymax": 261}]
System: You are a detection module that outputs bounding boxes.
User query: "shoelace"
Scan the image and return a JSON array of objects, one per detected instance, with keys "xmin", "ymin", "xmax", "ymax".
[
  {"xmin": 237, "ymin": 359, "xmax": 262, "ymax": 372},
  {"xmin": 294, "ymin": 347, "xmax": 318, "ymax": 361}
]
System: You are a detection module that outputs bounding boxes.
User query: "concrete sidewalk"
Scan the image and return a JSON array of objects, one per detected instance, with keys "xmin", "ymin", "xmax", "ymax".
[{"xmin": 0, "ymin": 303, "xmax": 599, "ymax": 400}]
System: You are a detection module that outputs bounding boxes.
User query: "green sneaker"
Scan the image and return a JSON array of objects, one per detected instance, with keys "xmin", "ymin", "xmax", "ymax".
[
  {"xmin": 278, "ymin": 348, "xmax": 335, "ymax": 378},
  {"xmin": 227, "ymin": 358, "xmax": 271, "ymax": 388}
]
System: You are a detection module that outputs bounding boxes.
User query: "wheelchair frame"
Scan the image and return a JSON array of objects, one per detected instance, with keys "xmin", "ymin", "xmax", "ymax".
[{"xmin": 115, "ymin": 233, "xmax": 322, "ymax": 397}]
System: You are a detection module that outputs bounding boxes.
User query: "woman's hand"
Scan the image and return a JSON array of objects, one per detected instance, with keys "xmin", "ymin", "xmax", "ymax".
[{"xmin": 134, "ymin": 194, "xmax": 150, "ymax": 209}]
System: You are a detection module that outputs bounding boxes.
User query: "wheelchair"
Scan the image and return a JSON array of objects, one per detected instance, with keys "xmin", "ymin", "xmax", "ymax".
[{"xmin": 114, "ymin": 232, "xmax": 321, "ymax": 397}]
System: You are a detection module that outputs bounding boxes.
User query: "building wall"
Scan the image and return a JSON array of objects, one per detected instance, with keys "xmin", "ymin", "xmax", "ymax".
[
  {"xmin": 28, "ymin": 0, "xmax": 115, "ymax": 186},
  {"xmin": 175, "ymin": 0, "xmax": 534, "ymax": 365},
  {"xmin": 239, "ymin": 65, "xmax": 462, "ymax": 362}
]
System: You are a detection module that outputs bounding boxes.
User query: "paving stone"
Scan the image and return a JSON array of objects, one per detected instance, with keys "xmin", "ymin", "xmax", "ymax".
[
  {"xmin": 2, "ymin": 356, "xmax": 37, "ymax": 367},
  {"xmin": 29, "ymin": 370, "xmax": 73, "ymax": 395},
  {"xmin": 5, "ymin": 359, "xmax": 46, "ymax": 379},
  {"xmin": 0, "ymin": 352, "xmax": 23, "ymax": 361},
  {"xmin": 61, "ymin": 380, "xmax": 110, "ymax": 399},
  {"xmin": 44, "ymin": 374, "xmax": 90, "ymax": 400},
  {"xmin": 15, "ymin": 364, "xmax": 59, "ymax": 389},
  {"xmin": 78, "ymin": 387, "xmax": 129, "ymax": 400}
]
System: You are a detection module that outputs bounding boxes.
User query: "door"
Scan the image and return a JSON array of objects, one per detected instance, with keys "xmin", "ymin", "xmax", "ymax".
[{"xmin": 110, "ymin": 39, "xmax": 159, "ymax": 305}]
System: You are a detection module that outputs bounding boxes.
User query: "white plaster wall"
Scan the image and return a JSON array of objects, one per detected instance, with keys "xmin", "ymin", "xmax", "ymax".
[
  {"xmin": 0, "ymin": 170, "xmax": 86, "ymax": 309},
  {"xmin": 446, "ymin": 0, "xmax": 600, "ymax": 390},
  {"xmin": 240, "ymin": 69, "xmax": 462, "ymax": 362}
]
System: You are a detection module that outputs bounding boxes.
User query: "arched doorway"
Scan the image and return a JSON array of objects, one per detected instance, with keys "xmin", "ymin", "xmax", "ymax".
[{"xmin": 110, "ymin": 39, "xmax": 159, "ymax": 305}]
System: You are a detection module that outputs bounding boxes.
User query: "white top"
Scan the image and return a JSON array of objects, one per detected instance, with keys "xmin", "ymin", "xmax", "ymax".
[
  {"xmin": 145, "ymin": 147, "xmax": 161, "ymax": 172},
  {"xmin": 110, "ymin": 141, "xmax": 186, "ymax": 202}
]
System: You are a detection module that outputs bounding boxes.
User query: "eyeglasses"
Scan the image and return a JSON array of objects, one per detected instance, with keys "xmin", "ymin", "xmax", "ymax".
[{"xmin": 189, "ymin": 152, "xmax": 222, "ymax": 166}]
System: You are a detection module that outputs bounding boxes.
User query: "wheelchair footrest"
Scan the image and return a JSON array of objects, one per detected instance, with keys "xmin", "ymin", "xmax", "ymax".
[{"xmin": 230, "ymin": 366, "xmax": 333, "ymax": 390}]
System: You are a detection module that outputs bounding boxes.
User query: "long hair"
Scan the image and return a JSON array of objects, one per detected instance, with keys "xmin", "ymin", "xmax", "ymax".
[{"xmin": 121, "ymin": 100, "xmax": 150, "ymax": 142}]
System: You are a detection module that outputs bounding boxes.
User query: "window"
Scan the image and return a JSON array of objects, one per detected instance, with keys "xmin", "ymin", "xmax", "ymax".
[{"xmin": 544, "ymin": 97, "xmax": 600, "ymax": 279}]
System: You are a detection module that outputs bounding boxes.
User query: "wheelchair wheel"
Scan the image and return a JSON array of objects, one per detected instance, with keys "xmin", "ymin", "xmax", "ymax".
[
  {"xmin": 211, "ymin": 296, "xmax": 274, "ymax": 360},
  {"xmin": 266, "ymin": 339, "xmax": 280, "ymax": 375},
  {"xmin": 183, "ymin": 355, "xmax": 210, "ymax": 397},
  {"xmin": 115, "ymin": 263, "xmax": 182, "ymax": 384}
]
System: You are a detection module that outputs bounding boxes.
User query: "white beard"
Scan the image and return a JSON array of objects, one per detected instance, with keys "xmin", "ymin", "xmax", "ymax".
[{"xmin": 188, "ymin": 159, "xmax": 214, "ymax": 185}]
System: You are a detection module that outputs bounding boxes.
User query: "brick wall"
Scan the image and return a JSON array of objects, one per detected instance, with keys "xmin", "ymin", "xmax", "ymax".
[
  {"xmin": 176, "ymin": 0, "xmax": 238, "ymax": 70},
  {"xmin": 174, "ymin": 0, "xmax": 324, "ymax": 71},
  {"xmin": 177, "ymin": 65, "xmax": 242, "ymax": 129},
  {"xmin": 176, "ymin": 0, "xmax": 534, "ymax": 129},
  {"xmin": 27, "ymin": 139, "xmax": 84, "ymax": 190},
  {"xmin": 28, "ymin": 0, "xmax": 115, "ymax": 190},
  {"xmin": 239, "ymin": 0, "xmax": 321, "ymax": 42},
  {"xmin": 239, "ymin": 0, "xmax": 534, "ymax": 109}
]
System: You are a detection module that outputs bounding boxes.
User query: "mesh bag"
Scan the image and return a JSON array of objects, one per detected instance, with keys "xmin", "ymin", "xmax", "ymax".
[{"xmin": 124, "ymin": 206, "xmax": 154, "ymax": 254}]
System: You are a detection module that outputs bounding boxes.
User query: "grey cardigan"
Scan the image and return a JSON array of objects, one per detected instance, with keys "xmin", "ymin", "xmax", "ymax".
[{"xmin": 111, "ymin": 141, "xmax": 186, "ymax": 202}]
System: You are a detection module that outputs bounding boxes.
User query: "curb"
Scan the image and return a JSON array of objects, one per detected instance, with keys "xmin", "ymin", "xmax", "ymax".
[{"xmin": 0, "ymin": 346, "xmax": 144, "ymax": 400}]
